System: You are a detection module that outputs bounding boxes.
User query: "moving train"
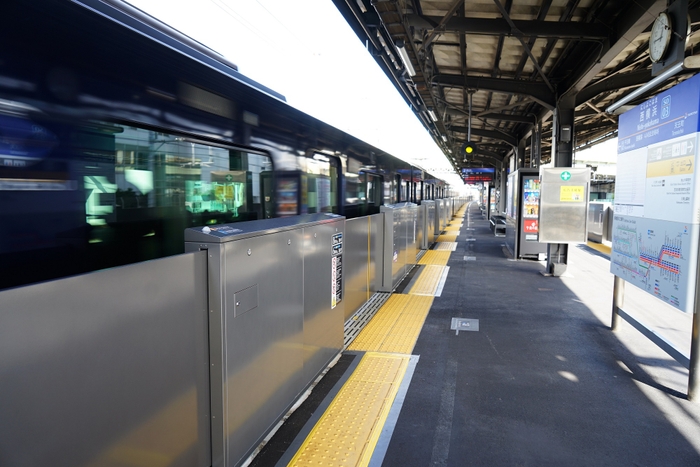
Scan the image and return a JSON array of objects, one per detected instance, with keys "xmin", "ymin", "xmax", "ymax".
[{"xmin": 0, "ymin": 0, "xmax": 450, "ymax": 291}]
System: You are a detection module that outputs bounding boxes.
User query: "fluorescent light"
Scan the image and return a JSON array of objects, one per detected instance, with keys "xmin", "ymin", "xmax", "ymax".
[
  {"xmin": 441, "ymin": 135, "xmax": 447, "ymax": 142},
  {"xmin": 428, "ymin": 109, "xmax": 438, "ymax": 121},
  {"xmin": 356, "ymin": 0, "xmax": 367, "ymax": 13},
  {"xmin": 395, "ymin": 40, "xmax": 416, "ymax": 76}
]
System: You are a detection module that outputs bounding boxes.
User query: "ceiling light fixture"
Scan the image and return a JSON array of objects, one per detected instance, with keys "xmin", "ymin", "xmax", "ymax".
[
  {"xmin": 428, "ymin": 108, "xmax": 438, "ymax": 121},
  {"xmin": 395, "ymin": 40, "xmax": 416, "ymax": 77}
]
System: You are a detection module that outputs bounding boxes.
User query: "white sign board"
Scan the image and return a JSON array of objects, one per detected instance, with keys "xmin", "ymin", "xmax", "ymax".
[{"xmin": 611, "ymin": 75, "xmax": 700, "ymax": 311}]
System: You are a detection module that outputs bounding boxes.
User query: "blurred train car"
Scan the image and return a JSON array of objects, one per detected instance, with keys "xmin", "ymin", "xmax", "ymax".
[{"xmin": 0, "ymin": 0, "xmax": 450, "ymax": 290}]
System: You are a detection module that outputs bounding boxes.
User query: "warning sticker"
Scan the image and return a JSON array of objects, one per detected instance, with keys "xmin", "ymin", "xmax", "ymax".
[
  {"xmin": 331, "ymin": 232, "xmax": 343, "ymax": 308},
  {"xmin": 560, "ymin": 186, "xmax": 585, "ymax": 202}
]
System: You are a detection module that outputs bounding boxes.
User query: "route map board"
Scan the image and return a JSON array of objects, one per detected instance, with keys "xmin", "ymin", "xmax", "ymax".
[{"xmin": 611, "ymin": 74, "xmax": 700, "ymax": 311}]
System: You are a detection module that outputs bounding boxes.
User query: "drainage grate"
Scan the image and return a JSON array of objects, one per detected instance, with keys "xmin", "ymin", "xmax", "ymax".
[{"xmin": 344, "ymin": 292, "xmax": 392, "ymax": 349}]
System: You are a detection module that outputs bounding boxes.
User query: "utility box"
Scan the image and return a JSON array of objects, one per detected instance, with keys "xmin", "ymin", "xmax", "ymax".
[
  {"xmin": 185, "ymin": 214, "xmax": 344, "ymax": 467},
  {"xmin": 539, "ymin": 167, "xmax": 590, "ymax": 243}
]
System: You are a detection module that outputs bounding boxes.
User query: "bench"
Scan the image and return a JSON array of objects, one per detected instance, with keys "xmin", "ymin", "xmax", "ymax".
[{"xmin": 489, "ymin": 215, "xmax": 506, "ymax": 237}]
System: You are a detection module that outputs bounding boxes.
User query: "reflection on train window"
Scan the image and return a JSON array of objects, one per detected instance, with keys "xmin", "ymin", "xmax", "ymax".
[
  {"xmin": 384, "ymin": 181, "xmax": 393, "ymax": 205},
  {"xmin": 89, "ymin": 125, "xmax": 272, "ymax": 231},
  {"xmin": 366, "ymin": 173, "xmax": 382, "ymax": 214},
  {"xmin": 306, "ymin": 154, "xmax": 338, "ymax": 214},
  {"xmin": 0, "ymin": 118, "xmax": 273, "ymax": 290}
]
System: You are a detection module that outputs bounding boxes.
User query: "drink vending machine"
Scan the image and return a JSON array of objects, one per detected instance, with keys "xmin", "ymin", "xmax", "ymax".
[{"xmin": 505, "ymin": 168, "xmax": 548, "ymax": 260}]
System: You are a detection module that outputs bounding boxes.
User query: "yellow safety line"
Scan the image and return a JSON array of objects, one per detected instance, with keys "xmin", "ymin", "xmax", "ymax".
[
  {"xmin": 367, "ymin": 217, "xmax": 371, "ymax": 301},
  {"xmin": 434, "ymin": 242, "xmax": 457, "ymax": 251},
  {"xmin": 418, "ymin": 250, "xmax": 451, "ymax": 266},
  {"xmin": 444, "ymin": 225, "xmax": 461, "ymax": 231},
  {"xmin": 586, "ymin": 241, "xmax": 611, "ymax": 256},
  {"xmin": 408, "ymin": 265, "xmax": 447, "ymax": 296},
  {"xmin": 287, "ymin": 352, "xmax": 410, "ymax": 467}
]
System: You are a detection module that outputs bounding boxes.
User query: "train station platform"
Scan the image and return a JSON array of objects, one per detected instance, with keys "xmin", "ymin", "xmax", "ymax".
[{"xmin": 250, "ymin": 203, "xmax": 700, "ymax": 467}]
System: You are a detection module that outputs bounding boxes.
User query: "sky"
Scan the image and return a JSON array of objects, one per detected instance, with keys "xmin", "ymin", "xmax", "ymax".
[{"xmin": 126, "ymin": 0, "xmax": 464, "ymax": 186}]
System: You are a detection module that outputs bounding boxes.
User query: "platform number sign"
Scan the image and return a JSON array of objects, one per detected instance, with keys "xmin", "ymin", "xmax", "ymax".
[{"xmin": 331, "ymin": 233, "xmax": 343, "ymax": 309}]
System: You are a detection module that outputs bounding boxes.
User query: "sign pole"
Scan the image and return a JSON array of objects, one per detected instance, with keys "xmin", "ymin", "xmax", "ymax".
[
  {"xmin": 689, "ymin": 312, "xmax": 700, "ymax": 400},
  {"xmin": 611, "ymin": 276, "xmax": 624, "ymax": 331}
]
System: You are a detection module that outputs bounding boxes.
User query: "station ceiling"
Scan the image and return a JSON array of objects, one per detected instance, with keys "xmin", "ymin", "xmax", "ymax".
[{"xmin": 333, "ymin": 0, "xmax": 700, "ymax": 173}]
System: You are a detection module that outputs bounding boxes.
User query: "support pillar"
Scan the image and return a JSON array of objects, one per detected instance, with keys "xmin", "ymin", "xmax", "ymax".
[{"xmin": 546, "ymin": 101, "xmax": 575, "ymax": 276}]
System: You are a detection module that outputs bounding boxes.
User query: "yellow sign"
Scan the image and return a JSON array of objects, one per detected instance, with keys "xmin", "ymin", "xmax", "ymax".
[
  {"xmin": 646, "ymin": 155, "xmax": 694, "ymax": 178},
  {"xmin": 560, "ymin": 186, "xmax": 584, "ymax": 202}
]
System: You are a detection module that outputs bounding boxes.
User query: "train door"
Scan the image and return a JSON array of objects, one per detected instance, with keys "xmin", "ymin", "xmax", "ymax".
[
  {"xmin": 307, "ymin": 153, "xmax": 340, "ymax": 214},
  {"xmin": 260, "ymin": 171, "xmax": 274, "ymax": 218},
  {"xmin": 366, "ymin": 172, "xmax": 382, "ymax": 214}
]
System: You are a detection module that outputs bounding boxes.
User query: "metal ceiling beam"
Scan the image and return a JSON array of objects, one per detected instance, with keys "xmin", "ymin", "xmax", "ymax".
[
  {"xmin": 454, "ymin": 150, "xmax": 505, "ymax": 167},
  {"xmin": 421, "ymin": 0, "xmax": 464, "ymax": 51},
  {"xmin": 491, "ymin": 0, "xmax": 554, "ymax": 92},
  {"xmin": 479, "ymin": 112, "xmax": 537, "ymax": 123},
  {"xmin": 560, "ymin": 0, "xmax": 667, "ymax": 99},
  {"xmin": 450, "ymin": 126, "xmax": 517, "ymax": 146},
  {"xmin": 433, "ymin": 74, "xmax": 555, "ymax": 109},
  {"xmin": 576, "ymin": 69, "xmax": 652, "ymax": 105},
  {"xmin": 405, "ymin": 14, "xmax": 609, "ymax": 39}
]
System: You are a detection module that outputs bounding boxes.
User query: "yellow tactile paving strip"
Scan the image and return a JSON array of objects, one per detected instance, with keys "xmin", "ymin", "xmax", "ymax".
[
  {"xmin": 436, "ymin": 232, "xmax": 458, "ymax": 242},
  {"xmin": 287, "ymin": 352, "xmax": 410, "ymax": 467},
  {"xmin": 408, "ymin": 265, "xmax": 447, "ymax": 296},
  {"xmin": 418, "ymin": 250, "xmax": 451, "ymax": 266},
  {"xmin": 435, "ymin": 242, "xmax": 457, "ymax": 251},
  {"xmin": 347, "ymin": 294, "xmax": 434, "ymax": 354},
  {"xmin": 444, "ymin": 225, "xmax": 461, "ymax": 231},
  {"xmin": 586, "ymin": 240, "xmax": 611, "ymax": 256}
]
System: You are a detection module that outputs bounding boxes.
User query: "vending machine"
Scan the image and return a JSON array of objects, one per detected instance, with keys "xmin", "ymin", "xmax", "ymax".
[{"xmin": 505, "ymin": 168, "xmax": 547, "ymax": 260}]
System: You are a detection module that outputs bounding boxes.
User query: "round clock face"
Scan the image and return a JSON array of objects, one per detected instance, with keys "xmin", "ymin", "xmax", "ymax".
[{"xmin": 649, "ymin": 12, "xmax": 672, "ymax": 63}]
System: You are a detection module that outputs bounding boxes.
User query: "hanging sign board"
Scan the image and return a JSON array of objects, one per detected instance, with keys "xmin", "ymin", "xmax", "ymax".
[{"xmin": 611, "ymin": 73, "xmax": 700, "ymax": 311}]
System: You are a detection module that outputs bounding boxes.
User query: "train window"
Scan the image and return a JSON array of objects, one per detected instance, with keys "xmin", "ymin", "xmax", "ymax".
[
  {"xmin": 366, "ymin": 173, "xmax": 382, "ymax": 214},
  {"xmin": 0, "ymin": 117, "xmax": 272, "ymax": 290},
  {"xmin": 384, "ymin": 181, "xmax": 393, "ymax": 205},
  {"xmin": 306, "ymin": 155, "xmax": 339, "ymax": 214}
]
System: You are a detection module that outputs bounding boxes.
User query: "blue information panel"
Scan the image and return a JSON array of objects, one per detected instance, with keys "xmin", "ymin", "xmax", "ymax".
[
  {"xmin": 612, "ymin": 74, "xmax": 700, "ymax": 311},
  {"xmin": 618, "ymin": 74, "xmax": 700, "ymax": 154}
]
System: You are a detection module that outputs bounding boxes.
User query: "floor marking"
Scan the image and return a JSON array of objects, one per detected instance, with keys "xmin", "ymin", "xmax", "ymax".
[
  {"xmin": 287, "ymin": 353, "xmax": 410, "ymax": 467},
  {"xmin": 435, "ymin": 242, "xmax": 458, "ymax": 251},
  {"xmin": 435, "ymin": 266, "xmax": 450, "ymax": 297}
]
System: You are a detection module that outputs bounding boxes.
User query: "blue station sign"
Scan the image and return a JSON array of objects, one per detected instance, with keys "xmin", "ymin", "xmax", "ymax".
[{"xmin": 618, "ymin": 73, "xmax": 700, "ymax": 154}]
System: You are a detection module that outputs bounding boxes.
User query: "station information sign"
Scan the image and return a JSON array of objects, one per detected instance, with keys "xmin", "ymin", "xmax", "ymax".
[
  {"xmin": 611, "ymin": 73, "xmax": 700, "ymax": 311},
  {"xmin": 461, "ymin": 167, "xmax": 494, "ymax": 183}
]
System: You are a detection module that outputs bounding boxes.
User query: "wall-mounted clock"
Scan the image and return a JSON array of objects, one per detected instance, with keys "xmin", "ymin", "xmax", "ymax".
[{"xmin": 649, "ymin": 12, "xmax": 672, "ymax": 63}]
